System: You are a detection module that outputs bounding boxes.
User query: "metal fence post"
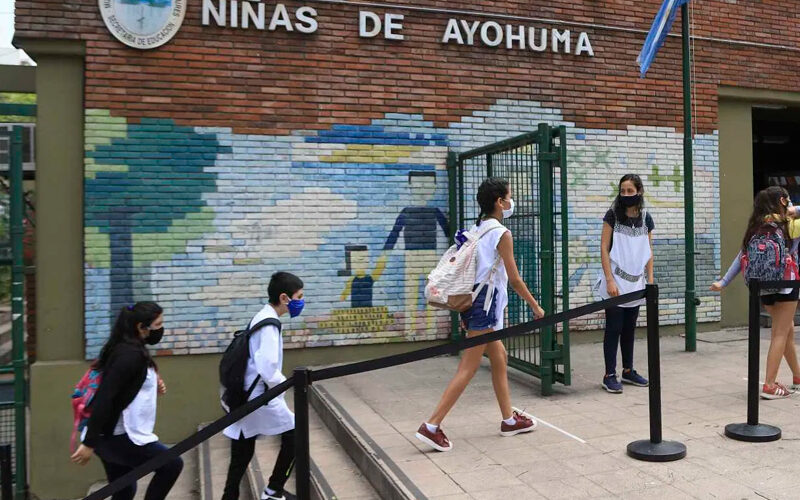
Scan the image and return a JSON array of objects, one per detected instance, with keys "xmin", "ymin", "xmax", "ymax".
[
  {"xmin": 447, "ymin": 152, "xmax": 461, "ymax": 345},
  {"xmin": 9, "ymin": 127, "xmax": 25, "ymax": 500},
  {"xmin": 557, "ymin": 126, "xmax": 570, "ymax": 386},
  {"xmin": 294, "ymin": 367, "xmax": 311, "ymax": 500},
  {"xmin": 627, "ymin": 284, "xmax": 686, "ymax": 462},
  {"xmin": 537, "ymin": 123, "xmax": 555, "ymax": 396},
  {"xmin": 724, "ymin": 280, "xmax": 781, "ymax": 442}
]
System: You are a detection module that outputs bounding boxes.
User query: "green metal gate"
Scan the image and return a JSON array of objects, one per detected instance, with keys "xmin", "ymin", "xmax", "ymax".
[
  {"xmin": 448, "ymin": 124, "xmax": 569, "ymax": 396},
  {"xmin": 0, "ymin": 103, "xmax": 34, "ymax": 499}
]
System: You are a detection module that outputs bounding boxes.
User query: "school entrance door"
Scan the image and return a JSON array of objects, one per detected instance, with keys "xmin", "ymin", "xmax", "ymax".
[{"xmin": 449, "ymin": 124, "xmax": 570, "ymax": 396}]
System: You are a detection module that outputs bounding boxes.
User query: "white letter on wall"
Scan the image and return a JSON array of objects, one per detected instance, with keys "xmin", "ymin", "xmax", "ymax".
[
  {"xmin": 384, "ymin": 13, "xmax": 404, "ymax": 40},
  {"xmin": 360, "ymin": 11, "xmax": 382, "ymax": 38},
  {"xmin": 442, "ymin": 19, "xmax": 464, "ymax": 44},
  {"xmin": 506, "ymin": 24, "xmax": 525, "ymax": 50},
  {"xmin": 242, "ymin": 1, "xmax": 264, "ymax": 30},
  {"xmin": 295, "ymin": 6, "xmax": 318, "ymax": 33},
  {"xmin": 575, "ymin": 32, "xmax": 594, "ymax": 56},
  {"xmin": 269, "ymin": 3, "xmax": 294, "ymax": 31},
  {"xmin": 460, "ymin": 20, "xmax": 480, "ymax": 45},
  {"xmin": 202, "ymin": 0, "xmax": 226, "ymax": 27},
  {"xmin": 552, "ymin": 29, "xmax": 571, "ymax": 53},
  {"xmin": 481, "ymin": 21, "xmax": 503, "ymax": 47}
]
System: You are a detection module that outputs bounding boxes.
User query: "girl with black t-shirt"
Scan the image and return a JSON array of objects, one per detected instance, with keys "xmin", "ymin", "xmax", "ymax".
[{"xmin": 593, "ymin": 174, "xmax": 654, "ymax": 394}]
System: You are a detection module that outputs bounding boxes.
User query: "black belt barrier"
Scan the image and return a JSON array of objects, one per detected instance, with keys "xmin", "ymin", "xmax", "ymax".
[{"xmin": 85, "ymin": 289, "xmax": 648, "ymax": 500}]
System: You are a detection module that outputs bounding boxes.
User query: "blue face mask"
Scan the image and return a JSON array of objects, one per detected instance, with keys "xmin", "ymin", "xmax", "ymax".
[{"xmin": 288, "ymin": 299, "xmax": 305, "ymax": 318}]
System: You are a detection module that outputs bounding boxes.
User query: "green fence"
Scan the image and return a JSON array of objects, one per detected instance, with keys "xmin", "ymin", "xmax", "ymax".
[
  {"xmin": 449, "ymin": 124, "xmax": 569, "ymax": 396},
  {"xmin": 0, "ymin": 102, "xmax": 35, "ymax": 500}
]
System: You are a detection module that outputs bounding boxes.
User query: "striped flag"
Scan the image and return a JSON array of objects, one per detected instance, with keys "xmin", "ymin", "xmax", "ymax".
[{"xmin": 637, "ymin": 0, "xmax": 690, "ymax": 77}]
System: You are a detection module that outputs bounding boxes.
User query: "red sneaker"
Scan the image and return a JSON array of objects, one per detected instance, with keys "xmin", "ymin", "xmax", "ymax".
[
  {"xmin": 500, "ymin": 410, "xmax": 537, "ymax": 437},
  {"xmin": 415, "ymin": 423, "xmax": 453, "ymax": 452},
  {"xmin": 761, "ymin": 383, "xmax": 791, "ymax": 400}
]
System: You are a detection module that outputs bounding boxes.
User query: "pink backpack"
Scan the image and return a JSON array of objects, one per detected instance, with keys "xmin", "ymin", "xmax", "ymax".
[{"xmin": 70, "ymin": 368, "xmax": 102, "ymax": 452}]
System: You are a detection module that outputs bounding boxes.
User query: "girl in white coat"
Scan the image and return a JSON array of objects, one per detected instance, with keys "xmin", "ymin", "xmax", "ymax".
[{"xmin": 222, "ymin": 272, "xmax": 305, "ymax": 500}]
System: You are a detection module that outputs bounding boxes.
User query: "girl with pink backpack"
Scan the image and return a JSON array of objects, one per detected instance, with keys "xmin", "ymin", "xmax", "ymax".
[
  {"xmin": 70, "ymin": 302, "xmax": 182, "ymax": 500},
  {"xmin": 415, "ymin": 177, "xmax": 545, "ymax": 452}
]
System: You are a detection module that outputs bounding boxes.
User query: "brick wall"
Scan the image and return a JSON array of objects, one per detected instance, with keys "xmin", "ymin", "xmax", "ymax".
[{"xmin": 15, "ymin": 1, "xmax": 799, "ymax": 356}]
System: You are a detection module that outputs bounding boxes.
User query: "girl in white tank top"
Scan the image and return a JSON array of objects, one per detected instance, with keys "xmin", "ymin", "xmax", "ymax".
[{"xmin": 415, "ymin": 177, "xmax": 545, "ymax": 453}]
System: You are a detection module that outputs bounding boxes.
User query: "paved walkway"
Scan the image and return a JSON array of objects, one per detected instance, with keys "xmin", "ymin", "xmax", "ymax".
[{"xmin": 317, "ymin": 328, "xmax": 800, "ymax": 499}]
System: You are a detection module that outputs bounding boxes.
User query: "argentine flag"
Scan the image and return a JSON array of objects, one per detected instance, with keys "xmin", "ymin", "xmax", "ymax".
[{"xmin": 637, "ymin": 0, "xmax": 690, "ymax": 77}]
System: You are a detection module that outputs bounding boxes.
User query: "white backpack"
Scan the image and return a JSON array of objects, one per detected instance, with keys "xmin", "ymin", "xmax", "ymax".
[{"xmin": 425, "ymin": 219, "xmax": 505, "ymax": 313}]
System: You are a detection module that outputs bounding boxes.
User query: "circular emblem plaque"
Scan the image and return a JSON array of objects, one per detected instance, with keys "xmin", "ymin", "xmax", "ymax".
[{"xmin": 99, "ymin": 0, "xmax": 186, "ymax": 50}]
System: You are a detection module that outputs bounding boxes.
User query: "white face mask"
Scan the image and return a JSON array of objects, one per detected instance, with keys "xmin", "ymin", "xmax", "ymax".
[{"xmin": 502, "ymin": 198, "xmax": 515, "ymax": 219}]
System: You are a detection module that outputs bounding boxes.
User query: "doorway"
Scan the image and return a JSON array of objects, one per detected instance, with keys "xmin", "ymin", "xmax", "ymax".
[{"xmin": 753, "ymin": 105, "xmax": 800, "ymax": 200}]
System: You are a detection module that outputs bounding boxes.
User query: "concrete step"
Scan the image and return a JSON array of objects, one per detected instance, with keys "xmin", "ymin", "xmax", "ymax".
[
  {"xmin": 198, "ymin": 426, "xmax": 255, "ymax": 500},
  {"xmin": 310, "ymin": 382, "xmax": 424, "ymax": 500},
  {"xmin": 247, "ymin": 397, "xmax": 377, "ymax": 500},
  {"xmin": 86, "ymin": 443, "xmax": 200, "ymax": 500}
]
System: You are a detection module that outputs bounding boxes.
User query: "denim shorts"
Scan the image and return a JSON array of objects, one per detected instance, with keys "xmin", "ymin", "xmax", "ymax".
[{"xmin": 460, "ymin": 285, "xmax": 498, "ymax": 331}]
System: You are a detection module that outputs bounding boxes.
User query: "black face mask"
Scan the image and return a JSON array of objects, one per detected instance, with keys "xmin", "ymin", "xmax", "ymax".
[
  {"xmin": 620, "ymin": 194, "xmax": 642, "ymax": 207},
  {"xmin": 145, "ymin": 327, "xmax": 164, "ymax": 345}
]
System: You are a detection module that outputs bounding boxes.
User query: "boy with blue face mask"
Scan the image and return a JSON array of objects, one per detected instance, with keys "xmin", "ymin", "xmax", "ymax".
[{"xmin": 222, "ymin": 272, "xmax": 305, "ymax": 500}]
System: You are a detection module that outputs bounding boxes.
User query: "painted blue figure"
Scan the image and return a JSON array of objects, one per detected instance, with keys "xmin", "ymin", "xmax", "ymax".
[
  {"xmin": 340, "ymin": 245, "xmax": 388, "ymax": 308},
  {"xmin": 382, "ymin": 171, "xmax": 449, "ymax": 332}
]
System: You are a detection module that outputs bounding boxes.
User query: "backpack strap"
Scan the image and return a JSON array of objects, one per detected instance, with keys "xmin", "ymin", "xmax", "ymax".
[
  {"xmin": 473, "ymin": 218, "xmax": 505, "ymax": 240},
  {"xmin": 247, "ymin": 317, "xmax": 282, "ymax": 334},
  {"xmin": 243, "ymin": 317, "xmax": 282, "ymax": 398},
  {"xmin": 470, "ymin": 219, "xmax": 509, "ymax": 312}
]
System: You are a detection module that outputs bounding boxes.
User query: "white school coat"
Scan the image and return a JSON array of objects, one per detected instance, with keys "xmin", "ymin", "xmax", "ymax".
[{"xmin": 223, "ymin": 304, "xmax": 295, "ymax": 439}]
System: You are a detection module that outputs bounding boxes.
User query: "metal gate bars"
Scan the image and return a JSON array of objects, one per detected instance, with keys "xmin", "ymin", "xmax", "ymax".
[{"xmin": 448, "ymin": 123, "xmax": 569, "ymax": 396}]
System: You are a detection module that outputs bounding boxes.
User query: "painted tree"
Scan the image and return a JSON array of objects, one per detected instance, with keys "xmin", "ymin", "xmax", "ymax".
[{"xmin": 86, "ymin": 117, "xmax": 228, "ymax": 315}]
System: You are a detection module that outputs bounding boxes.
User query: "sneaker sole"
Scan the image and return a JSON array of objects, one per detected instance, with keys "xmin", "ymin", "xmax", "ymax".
[
  {"xmin": 621, "ymin": 379, "xmax": 649, "ymax": 387},
  {"xmin": 414, "ymin": 432, "xmax": 452, "ymax": 452},
  {"xmin": 761, "ymin": 392, "xmax": 791, "ymax": 400},
  {"xmin": 500, "ymin": 420, "xmax": 538, "ymax": 437},
  {"xmin": 601, "ymin": 383, "xmax": 623, "ymax": 394}
]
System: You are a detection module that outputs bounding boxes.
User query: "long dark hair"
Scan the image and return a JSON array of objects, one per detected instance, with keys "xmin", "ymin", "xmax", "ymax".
[
  {"xmin": 612, "ymin": 174, "xmax": 645, "ymax": 222},
  {"xmin": 742, "ymin": 186, "xmax": 791, "ymax": 251},
  {"xmin": 94, "ymin": 301, "xmax": 163, "ymax": 370},
  {"xmin": 475, "ymin": 177, "xmax": 510, "ymax": 226}
]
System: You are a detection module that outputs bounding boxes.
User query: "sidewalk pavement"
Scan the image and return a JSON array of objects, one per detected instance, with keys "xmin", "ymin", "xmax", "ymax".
[{"xmin": 317, "ymin": 328, "xmax": 800, "ymax": 499}]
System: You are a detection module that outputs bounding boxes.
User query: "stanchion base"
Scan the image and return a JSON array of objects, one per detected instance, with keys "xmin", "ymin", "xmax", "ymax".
[
  {"xmin": 626, "ymin": 440, "xmax": 686, "ymax": 462},
  {"xmin": 724, "ymin": 423, "xmax": 781, "ymax": 442}
]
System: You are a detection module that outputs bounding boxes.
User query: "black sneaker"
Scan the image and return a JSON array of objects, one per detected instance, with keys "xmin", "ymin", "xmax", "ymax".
[{"xmin": 262, "ymin": 490, "xmax": 296, "ymax": 500}]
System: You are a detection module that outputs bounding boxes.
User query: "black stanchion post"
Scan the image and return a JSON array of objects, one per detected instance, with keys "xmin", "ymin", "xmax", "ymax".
[
  {"xmin": 627, "ymin": 284, "xmax": 687, "ymax": 462},
  {"xmin": 724, "ymin": 280, "xmax": 781, "ymax": 442},
  {"xmin": 0, "ymin": 444, "xmax": 10, "ymax": 500},
  {"xmin": 294, "ymin": 367, "xmax": 311, "ymax": 500}
]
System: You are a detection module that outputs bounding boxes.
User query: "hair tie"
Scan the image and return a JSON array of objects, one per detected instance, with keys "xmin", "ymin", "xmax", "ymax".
[{"xmin": 127, "ymin": 305, "xmax": 134, "ymax": 311}]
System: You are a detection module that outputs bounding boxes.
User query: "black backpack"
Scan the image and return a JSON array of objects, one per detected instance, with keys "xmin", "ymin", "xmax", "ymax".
[{"xmin": 219, "ymin": 317, "xmax": 282, "ymax": 413}]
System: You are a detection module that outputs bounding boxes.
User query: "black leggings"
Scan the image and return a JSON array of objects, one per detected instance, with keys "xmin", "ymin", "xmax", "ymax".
[
  {"xmin": 95, "ymin": 435, "xmax": 183, "ymax": 500},
  {"xmin": 603, "ymin": 306, "xmax": 640, "ymax": 375},
  {"xmin": 221, "ymin": 429, "xmax": 295, "ymax": 500}
]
